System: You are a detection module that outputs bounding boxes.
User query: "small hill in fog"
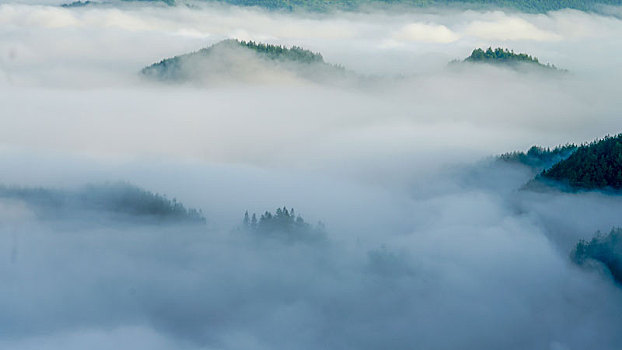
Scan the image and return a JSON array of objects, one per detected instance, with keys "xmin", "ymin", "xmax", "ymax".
[
  {"xmin": 454, "ymin": 47, "xmax": 564, "ymax": 72},
  {"xmin": 141, "ymin": 39, "xmax": 349, "ymax": 85}
]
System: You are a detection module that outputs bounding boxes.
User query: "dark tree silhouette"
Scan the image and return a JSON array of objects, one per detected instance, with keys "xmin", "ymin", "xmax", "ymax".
[
  {"xmin": 572, "ymin": 228, "xmax": 622, "ymax": 285},
  {"xmin": 241, "ymin": 207, "xmax": 325, "ymax": 243}
]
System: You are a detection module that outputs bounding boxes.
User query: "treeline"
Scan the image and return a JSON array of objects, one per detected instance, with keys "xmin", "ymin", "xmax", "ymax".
[
  {"xmin": 541, "ymin": 134, "xmax": 622, "ymax": 190},
  {"xmin": 238, "ymin": 40, "xmax": 324, "ymax": 64},
  {"xmin": 572, "ymin": 227, "xmax": 622, "ymax": 285},
  {"xmin": 466, "ymin": 48, "xmax": 540, "ymax": 64},
  {"xmin": 141, "ymin": 39, "xmax": 341, "ymax": 81},
  {"xmin": 241, "ymin": 207, "xmax": 326, "ymax": 242}
]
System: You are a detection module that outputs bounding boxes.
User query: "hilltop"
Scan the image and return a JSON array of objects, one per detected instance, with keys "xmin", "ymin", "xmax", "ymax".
[
  {"xmin": 457, "ymin": 47, "xmax": 563, "ymax": 72},
  {"xmin": 141, "ymin": 39, "xmax": 348, "ymax": 85}
]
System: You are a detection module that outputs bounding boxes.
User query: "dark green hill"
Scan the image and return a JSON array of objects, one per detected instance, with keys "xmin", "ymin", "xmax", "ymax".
[
  {"xmin": 540, "ymin": 134, "xmax": 622, "ymax": 190},
  {"xmin": 141, "ymin": 39, "xmax": 347, "ymax": 84},
  {"xmin": 459, "ymin": 47, "xmax": 563, "ymax": 71}
]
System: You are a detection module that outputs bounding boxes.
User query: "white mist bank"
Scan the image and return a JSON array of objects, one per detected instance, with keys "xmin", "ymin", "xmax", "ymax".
[
  {"xmin": 1, "ymin": 152, "xmax": 622, "ymax": 350},
  {"xmin": 1, "ymin": 2, "xmax": 622, "ymax": 350}
]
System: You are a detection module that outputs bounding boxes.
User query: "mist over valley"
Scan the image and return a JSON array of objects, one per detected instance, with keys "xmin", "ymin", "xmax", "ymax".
[{"xmin": 2, "ymin": 1, "xmax": 622, "ymax": 349}]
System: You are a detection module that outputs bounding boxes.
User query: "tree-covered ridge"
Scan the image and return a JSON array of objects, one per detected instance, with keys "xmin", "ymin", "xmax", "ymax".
[
  {"xmin": 572, "ymin": 227, "xmax": 622, "ymax": 285},
  {"xmin": 143, "ymin": 39, "xmax": 325, "ymax": 72},
  {"xmin": 241, "ymin": 207, "xmax": 326, "ymax": 243},
  {"xmin": 135, "ymin": 0, "xmax": 622, "ymax": 14},
  {"xmin": 464, "ymin": 47, "xmax": 561, "ymax": 70},
  {"xmin": 540, "ymin": 134, "xmax": 622, "ymax": 190},
  {"xmin": 0, "ymin": 182, "xmax": 205, "ymax": 223},
  {"xmin": 141, "ymin": 39, "xmax": 344, "ymax": 82},
  {"xmin": 499, "ymin": 144, "xmax": 577, "ymax": 171}
]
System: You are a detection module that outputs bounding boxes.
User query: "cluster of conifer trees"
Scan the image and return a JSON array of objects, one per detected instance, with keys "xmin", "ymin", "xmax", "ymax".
[
  {"xmin": 572, "ymin": 227, "xmax": 622, "ymax": 285},
  {"xmin": 466, "ymin": 48, "xmax": 540, "ymax": 64},
  {"xmin": 241, "ymin": 207, "xmax": 325, "ymax": 242}
]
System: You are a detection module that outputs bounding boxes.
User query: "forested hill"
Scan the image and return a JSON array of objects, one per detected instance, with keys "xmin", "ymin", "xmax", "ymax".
[
  {"xmin": 128, "ymin": 0, "xmax": 622, "ymax": 14},
  {"xmin": 141, "ymin": 39, "xmax": 346, "ymax": 84},
  {"xmin": 540, "ymin": 134, "xmax": 622, "ymax": 190},
  {"xmin": 460, "ymin": 48, "xmax": 562, "ymax": 71}
]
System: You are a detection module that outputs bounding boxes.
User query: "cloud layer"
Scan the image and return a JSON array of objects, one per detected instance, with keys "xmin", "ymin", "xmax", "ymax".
[{"xmin": 1, "ymin": 2, "xmax": 622, "ymax": 350}]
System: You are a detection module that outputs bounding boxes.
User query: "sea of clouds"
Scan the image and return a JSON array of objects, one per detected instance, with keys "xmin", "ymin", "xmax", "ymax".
[{"xmin": 1, "ymin": 1, "xmax": 622, "ymax": 349}]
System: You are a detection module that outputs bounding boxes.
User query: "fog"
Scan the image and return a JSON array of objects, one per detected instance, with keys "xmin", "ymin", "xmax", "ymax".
[{"xmin": 1, "ymin": 1, "xmax": 622, "ymax": 349}]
